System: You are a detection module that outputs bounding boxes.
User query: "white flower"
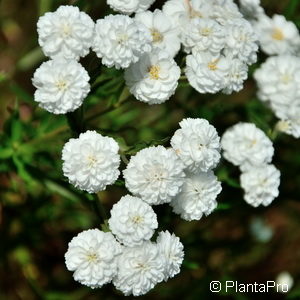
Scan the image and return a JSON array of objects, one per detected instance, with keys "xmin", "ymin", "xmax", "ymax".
[
  {"xmin": 32, "ymin": 59, "xmax": 90, "ymax": 114},
  {"xmin": 107, "ymin": 0, "xmax": 155, "ymax": 15},
  {"xmin": 211, "ymin": 0, "xmax": 243, "ymax": 26},
  {"xmin": 65, "ymin": 229, "xmax": 122, "ymax": 288},
  {"xmin": 37, "ymin": 5, "xmax": 94, "ymax": 60},
  {"xmin": 171, "ymin": 118, "xmax": 221, "ymax": 173},
  {"xmin": 62, "ymin": 130, "xmax": 120, "ymax": 193},
  {"xmin": 186, "ymin": 51, "xmax": 230, "ymax": 94},
  {"xmin": 92, "ymin": 15, "xmax": 152, "ymax": 69},
  {"xmin": 123, "ymin": 146, "xmax": 185, "ymax": 205},
  {"xmin": 254, "ymin": 14, "xmax": 300, "ymax": 55},
  {"xmin": 253, "ymin": 55, "xmax": 300, "ymax": 120},
  {"xmin": 221, "ymin": 123, "xmax": 274, "ymax": 171},
  {"xmin": 171, "ymin": 171, "xmax": 222, "ymax": 221},
  {"xmin": 124, "ymin": 49, "xmax": 180, "ymax": 104},
  {"xmin": 135, "ymin": 9, "xmax": 180, "ymax": 57},
  {"xmin": 181, "ymin": 18, "xmax": 225, "ymax": 54},
  {"xmin": 276, "ymin": 111, "xmax": 300, "ymax": 139},
  {"xmin": 163, "ymin": 0, "xmax": 212, "ymax": 32},
  {"xmin": 224, "ymin": 18, "xmax": 258, "ymax": 65},
  {"xmin": 239, "ymin": 0, "xmax": 265, "ymax": 20},
  {"xmin": 240, "ymin": 164, "xmax": 280, "ymax": 207},
  {"xmin": 156, "ymin": 231, "xmax": 184, "ymax": 280},
  {"xmin": 222, "ymin": 59, "xmax": 248, "ymax": 94},
  {"xmin": 113, "ymin": 241, "xmax": 165, "ymax": 296},
  {"xmin": 108, "ymin": 195, "xmax": 158, "ymax": 247}
]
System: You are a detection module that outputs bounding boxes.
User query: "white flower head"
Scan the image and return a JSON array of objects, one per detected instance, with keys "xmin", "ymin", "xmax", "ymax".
[
  {"xmin": 32, "ymin": 59, "xmax": 90, "ymax": 114},
  {"xmin": 224, "ymin": 18, "xmax": 258, "ymax": 65},
  {"xmin": 107, "ymin": 0, "xmax": 155, "ymax": 15},
  {"xmin": 124, "ymin": 49, "xmax": 180, "ymax": 105},
  {"xmin": 221, "ymin": 123, "xmax": 274, "ymax": 171},
  {"xmin": 163, "ymin": 0, "xmax": 212, "ymax": 32},
  {"xmin": 277, "ymin": 114, "xmax": 300, "ymax": 139},
  {"xmin": 135, "ymin": 9, "xmax": 181, "ymax": 57},
  {"xmin": 211, "ymin": 0, "xmax": 243, "ymax": 26},
  {"xmin": 239, "ymin": 0, "xmax": 265, "ymax": 20},
  {"xmin": 157, "ymin": 231, "xmax": 184, "ymax": 280},
  {"xmin": 108, "ymin": 195, "xmax": 158, "ymax": 247},
  {"xmin": 62, "ymin": 130, "xmax": 120, "ymax": 193},
  {"xmin": 240, "ymin": 164, "xmax": 280, "ymax": 207},
  {"xmin": 123, "ymin": 146, "xmax": 185, "ymax": 205},
  {"xmin": 254, "ymin": 55, "xmax": 300, "ymax": 120},
  {"xmin": 186, "ymin": 51, "xmax": 230, "ymax": 94},
  {"xmin": 222, "ymin": 59, "xmax": 248, "ymax": 94},
  {"xmin": 37, "ymin": 5, "xmax": 94, "ymax": 60},
  {"xmin": 171, "ymin": 171, "xmax": 222, "ymax": 221},
  {"xmin": 93, "ymin": 14, "xmax": 152, "ymax": 69},
  {"xmin": 113, "ymin": 241, "xmax": 165, "ymax": 296},
  {"xmin": 254, "ymin": 14, "xmax": 300, "ymax": 55},
  {"xmin": 65, "ymin": 229, "xmax": 122, "ymax": 288},
  {"xmin": 181, "ymin": 18, "xmax": 225, "ymax": 54},
  {"xmin": 171, "ymin": 118, "xmax": 221, "ymax": 173}
]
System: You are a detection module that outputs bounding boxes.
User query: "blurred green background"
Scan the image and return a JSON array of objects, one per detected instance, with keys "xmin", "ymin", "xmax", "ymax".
[{"xmin": 1, "ymin": 0, "xmax": 300, "ymax": 299}]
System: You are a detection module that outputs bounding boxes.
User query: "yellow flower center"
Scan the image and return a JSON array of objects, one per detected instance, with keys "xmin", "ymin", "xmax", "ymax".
[
  {"xmin": 131, "ymin": 215, "xmax": 144, "ymax": 224},
  {"xmin": 281, "ymin": 73, "xmax": 291, "ymax": 84},
  {"xmin": 271, "ymin": 28, "xmax": 284, "ymax": 41},
  {"xmin": 190, "ymin": 9, "xmax": 202, "ymax": 18},
  {"xmin": 117, "ymin": 34, "xmax": 129, "ymax": 44},
  {"xmin": 149, "ymin": 65, "xmax": 161, "ymax": 80},
  {"xmin": 136, "ymin": 262, "xmax": 149, "ymax": 271},
  {"xmin": 207, "ymin": 59, "xmax": 219, "ymax": 71},
  {"xmin": 62, "ymin": 24, "xmax": 72, "ymax": 37},
  {"xmin": 86, "ymin": 252, "xmax": 98, "ymax": 263},
  {"xmin": 87, "ymin": 155, "xmax": 97, "ymax": 167},
  {"xmin": 200, "ymin": 27, "xmax": 212, "ymax": 36},
  {"xmin": 55, "ymin": 80, "xmax": 68, "ymax": 91},
  {"xmin": 151, "ymin": 28, "xmax": 163, "ymax": 43}
]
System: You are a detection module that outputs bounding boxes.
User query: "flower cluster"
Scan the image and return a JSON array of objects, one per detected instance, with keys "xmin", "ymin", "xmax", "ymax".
[
  {"xmin": 33, "ymin": 6, "xmax": 94, "ymax": 114},
  {"xmin": 170, "ymin": 118, "xmax": 222, "ymax": 221},
  {"xmin": 33, "ymin": 1, "xmax": 287, "ymax": 297},
  {"xmin": 221, "ymin": 123, "xmax": 280, "ymax": 207},
  {"xmin": 254, "ymin": 55, "xmax": 300, "ymax": 138},
  {"xmin": 241, "ymin": 0, "xmax": 300, "ymax": 139},
  {"xmin": 33, "ymin": 1, "xmax": 259, "ymax": 112},
  {"xmin": 62, "ymin": 118, "xmax": 224, "ymax": 295},
  {"xmin": 123, "ymin": 118, "xmax": 223, "ymax": 221},
  {"xmin": 162, "ymin": 0, "xmax": 258, "ymax": 95},
  {"xmin": 240, "ymin": 0, "xmax": 300, "ymax": 55},
  {"xmin": 65, "ymin": 226, "xmax": 184, "ymax": 296}
]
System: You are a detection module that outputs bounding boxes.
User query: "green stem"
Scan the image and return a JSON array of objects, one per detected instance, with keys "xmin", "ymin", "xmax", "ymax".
[
  {"xmin": 24, "ymin": 125, "xmax": 69, "ymax": 147},
  {"xmin": 66, "ymin": 106, "xmax": 85, "ymax": 136},
  {"xmin": 91, "ymin": 193, "xmax": 107, "ymax": 224},
  {"xmin": 86, "ymin": 97, "xmax": 130, "ymax": 122}
]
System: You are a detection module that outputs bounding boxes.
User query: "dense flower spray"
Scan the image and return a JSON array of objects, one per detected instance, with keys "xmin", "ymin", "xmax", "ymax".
[{"xmin": 31, "ymin": 0, "xmax": 292, "ymax": 296}]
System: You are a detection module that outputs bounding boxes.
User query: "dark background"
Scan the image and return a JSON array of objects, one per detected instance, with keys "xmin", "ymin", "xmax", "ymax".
[{"xmin": 1, "ymin": 0, "xmax": 300, "ymax": 299}]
